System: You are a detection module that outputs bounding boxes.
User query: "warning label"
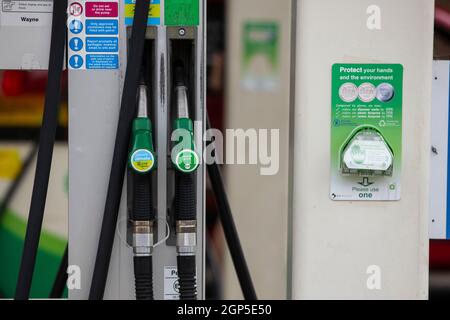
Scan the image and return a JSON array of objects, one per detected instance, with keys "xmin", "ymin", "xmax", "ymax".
[
  {"xmin": 0, "ymin": 0, "xmax": 53, "ymax": 26},
  {"xmin": 68, "ymin": 0, "xmax": 120, "ymax": 70},
  {"xmin": 164, "ymin": 266, "xmax": 180, "ymax": 300},
  {"xmin": 85, "ymin": 1, "xmax": 117, "ymax": 17}
]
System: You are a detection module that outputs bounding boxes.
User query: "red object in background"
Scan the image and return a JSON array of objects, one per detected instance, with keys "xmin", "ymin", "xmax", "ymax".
[
  {"xmin": 1, "ymin": 70, "xmax": 68, "ymax": 97},
  {"xmin": 436, "ymin": 5, "xmax": 450, "ymax": 33},
  {"xmin": 207, "ymin": 95, "xmax": 224, "ymax": 131},
  {"xmin": 1, "ymin": 71, "xmax": 27, "ymax": 96},
  {"xmin": 430, "ymin": 240, "xmax": 450, "ymax": 269}
]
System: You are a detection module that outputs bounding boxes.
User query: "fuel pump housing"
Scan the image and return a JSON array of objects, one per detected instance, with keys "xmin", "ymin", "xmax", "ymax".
[{"xmin": 68, "ymin": 0, "xmax": 206, "ymax": 300}]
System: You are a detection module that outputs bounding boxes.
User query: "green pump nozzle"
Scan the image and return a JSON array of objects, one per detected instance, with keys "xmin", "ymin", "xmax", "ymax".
[
  {"xmin": 172, "ymin": 62, "xmax": 199, "ymax": 173},
  {"xmin": 129, "ymin": 85, "xmax": 156, "ymax": 174},
  {"xmin": 172, "ymin": 61, "xmax": 198, "ymax": 300},
  {"xmin": 128, "ymin": 84, "xmax": 156, "ymax": 300}
]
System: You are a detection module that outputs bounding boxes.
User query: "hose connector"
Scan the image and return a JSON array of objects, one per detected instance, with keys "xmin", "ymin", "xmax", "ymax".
[
  {"xmin": 176, "ymin": 220, "xmax": 197, "ymax": 255},
  {"xmin": 132, "ymin": 220, "xmax": 154, "ymax": 256}
]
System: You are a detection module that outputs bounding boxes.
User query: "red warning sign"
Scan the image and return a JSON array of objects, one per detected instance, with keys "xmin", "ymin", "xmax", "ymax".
[
  {"xmin": 69, "ymin": 2, "xmax": 83, "ymax": 16},
  {"xmin": 85, "ymin": 1, "xmax": 118, "ymax": 18}
]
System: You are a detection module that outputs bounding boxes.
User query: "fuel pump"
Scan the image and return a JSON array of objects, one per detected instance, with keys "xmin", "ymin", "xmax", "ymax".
[
  {"xmin": 69, "ymin": 0, "xmax": 255, "ymax": 300},
  {"xmin": 127, "ymin": 84, "xmax": 156, "ymax": 300},
  {"xmin": 171, "ymin": 62, "xmax": 199, "ymax": 300}
]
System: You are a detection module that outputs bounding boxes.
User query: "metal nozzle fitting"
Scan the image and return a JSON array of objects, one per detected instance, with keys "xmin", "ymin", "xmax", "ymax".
[
  {"xmin": 176, "ymin": 220, "xmax": 197, "ymax": 255},
  {"xmin": 137, "ymin": 85, "xmax": 148, "ymax": 118},
  {"xmin": 132, "ymin": 220, "xmax": 154, "ymax": 256},
  {"xmin": 176, "ymin": 86, "xmax": 189, "ymax": 119}
]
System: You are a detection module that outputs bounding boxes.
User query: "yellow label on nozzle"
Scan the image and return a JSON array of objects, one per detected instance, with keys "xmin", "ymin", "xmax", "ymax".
[{"xmin": 131, "ymin": 149, "xmax": 155, "ymax": 173}]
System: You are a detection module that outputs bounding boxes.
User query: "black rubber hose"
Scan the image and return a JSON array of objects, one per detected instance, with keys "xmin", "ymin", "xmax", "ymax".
[
  {"xmin": 133, "ymin": 256, "xmax": 153, "ymax": 300},
  {"xmin": 0, "ymin": 139, "xmax": 39, "ymax": 221},
  {"xmin": 49, "ymin": 245, "xmax": 68, "ymax": 298},
  {"xmin": 89, "ymin": 0, "xmax": 150, "ymax": 300},
  {"xmin": 175, "ymin": 172, "xmax": 197, "ymax": 299},
  {"xmin": 175, "ymin": 172, "xmax": 196, "ymax": 221},
  {"xmin": 130, "ymin": 173, "xmax": 153, "ymax": 221},
  {"xmin": 129, "ymin": 171, "xmax": 154, "ymax": 300},
  {"xmin": 14, "ymin": 0, "xmax": 67, "ymax": 300},
  {"xmin": 177, "ymin": 255, "xmax": 197, "ymax": 300},
  {"xmin": 206, "ymin": 116, "xmax": 258, "ymax": 300}
]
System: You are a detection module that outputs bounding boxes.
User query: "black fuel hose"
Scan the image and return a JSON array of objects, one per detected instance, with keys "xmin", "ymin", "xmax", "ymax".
[
  {"xmin": 130, "ymin": 173, "xmax": 153, "ymax": 221},
  {"xmin": 130, "ymin": 172, "xmax": 154, "ymax": 300},
  {"xmin": 175, "ymin": 172, "xmax": 197, "ymax": 300},
  {"xmin": 133, "ymin": 255, "xmax": 153, "ymax": 300},
  {"xmin": 206, "ymin": 115, "xmax": 257, "ymax": 300},
  {"xmin": 177, "ymin": 254, "xmax": 197, "ymax": 300},
  {"xmin": 49, "ymin": 245, "xmax": 68, "ymax": 298},
  {"xmin": 175, "ymin": 173, "xmax": 196, "ymax": 221},
  {"xmin": 14, "ymin": 0, "xmax": 67, "ymax": 300}
]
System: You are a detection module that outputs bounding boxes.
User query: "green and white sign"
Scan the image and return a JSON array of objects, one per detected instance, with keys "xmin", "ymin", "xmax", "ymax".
[
  {"xmin": 241, "ymin": 21, "xmax": 279, "ymax": 92},
  {"xmin": 330, "ymin": 64, "xmax": 403, "ymax": 201},
  {"xmin": 175, "ymin": 149, "xmax": 199, "ymax": 173}
]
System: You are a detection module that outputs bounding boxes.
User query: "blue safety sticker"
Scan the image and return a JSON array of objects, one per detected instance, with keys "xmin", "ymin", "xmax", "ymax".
[
  {"xmin": 86, "ymin": 54, "xmax": 119, "ymax": 69},
  {"xmin": 69, "ymin": 37, "xmax": 84, "ymax": 52},
  {"xmin": 86, "ymin": 37, "xmax": 119, "ymax": 52},
  {"xmin": 69, "ymin": 19, "xmax": 84, "ymax": 34},
  {"xmin": 86, "ymin": 19, "xmax": 119, "ymax": 35},
  {"xmin": 69, "ymin": 55, "xmax": 84, "ymax": 69}
]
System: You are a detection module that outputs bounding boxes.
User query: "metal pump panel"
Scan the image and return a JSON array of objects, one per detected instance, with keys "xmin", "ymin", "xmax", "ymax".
[{"xmin": 68, "ymin": 0, "xmax": 206, "ymax": 300}]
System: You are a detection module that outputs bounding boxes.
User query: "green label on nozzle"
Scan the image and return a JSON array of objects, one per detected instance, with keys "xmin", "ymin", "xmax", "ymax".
[{"xmin": 175, "ymin": 149, "xmax": 199, "ymax": 173}]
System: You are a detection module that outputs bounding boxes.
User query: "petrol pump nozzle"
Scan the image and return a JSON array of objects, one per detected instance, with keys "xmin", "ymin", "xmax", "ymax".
[
  {"xmin": 175, "ymin": 61, "xmax": 189, "ymax": 119},
  {"xmin": 129, "ymin": 85, "xmax": 156, "ymax": 177},
  {"xmin": 172, "ymin": 62, "xmax": 199, "ymax": 174},
  {"xmin": 174, "ymin": 60, "xmax": 186, "ymax": 87},
  {"xmin": 176, "ymin": 86, "xmax": 190, "ymax": 119},
  {"xmin": 128, "ymin": 84, "xmax": 156, "ymax": 300},
  {"xmin": 137, "ymin": 85, "xmax": 148, "ymax": 118},
  {"xmin": 171, "ymin": 62, "xmax": 198, "ymax": 300}
]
